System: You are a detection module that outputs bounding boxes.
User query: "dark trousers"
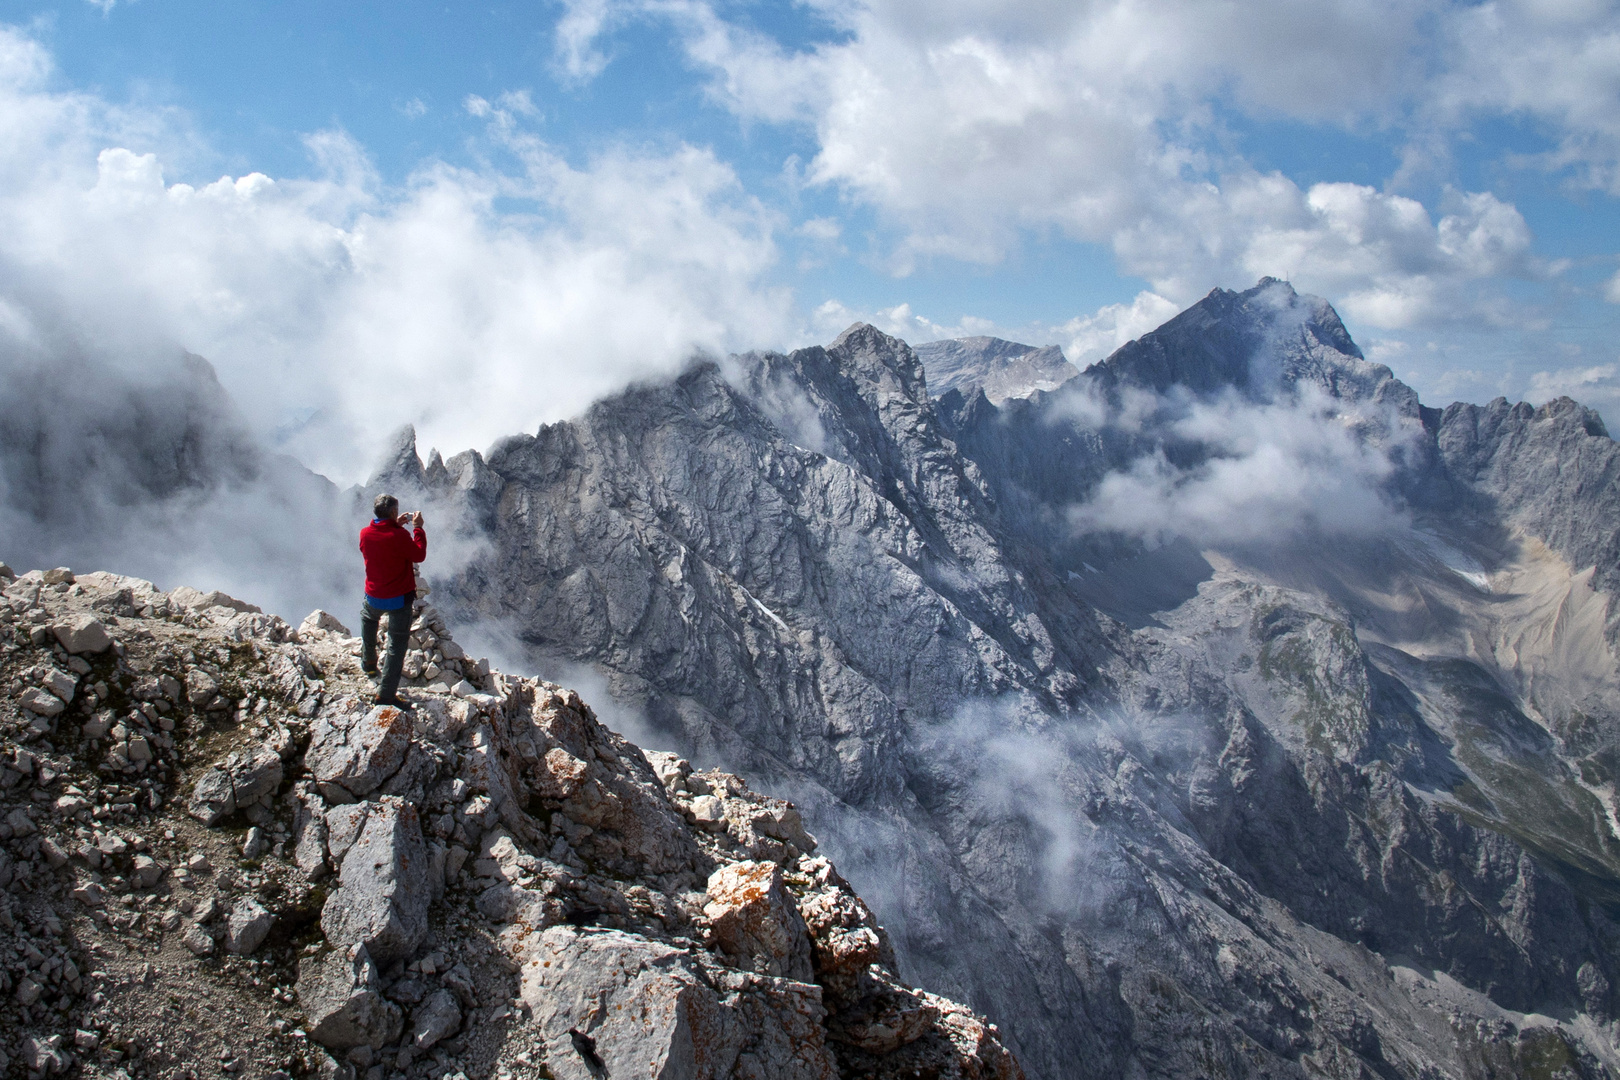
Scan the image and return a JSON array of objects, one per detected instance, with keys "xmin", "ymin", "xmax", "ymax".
[{"xmin": 360, "ymin": 601, "xmax": 412, "ymax": 701}]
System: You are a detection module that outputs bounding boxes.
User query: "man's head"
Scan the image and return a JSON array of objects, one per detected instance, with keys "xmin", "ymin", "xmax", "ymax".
[{"xmin": 373, "ymin": 493, "xmax": 399, "ymax": 522}]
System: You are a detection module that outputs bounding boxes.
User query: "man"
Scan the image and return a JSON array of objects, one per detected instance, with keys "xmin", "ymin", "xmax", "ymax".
[{"xmin": 359, "ymin": 493, "xmax": 427, "ymax": 707}]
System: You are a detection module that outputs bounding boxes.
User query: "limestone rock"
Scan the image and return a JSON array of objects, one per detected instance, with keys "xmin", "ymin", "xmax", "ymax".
[
  {"xmin": 319, "ymin": 797, "xmax": 429, "ymax": 964},
  {"xmin": 300, "ymin": 610, "xmax": 352, "ymax": 637},
  {"xmin": 51, "ymin": 613, "xmax": 112, "ymax": 654},
  {"xmin": 188, "ymin": 748, "xmax": 283, "ymax": 825},
  {"xmin": 704, "ymin": 861, "xmax": 815, "ymax": 982},
  {"xmin": 185, "ymin": 668, "xmax": 219, "ymax": 707},
  {"xmin": 299, "ymin": 945, "xmax": 404, "ymax": 1051},
  {"xmin": 19, "ymin": 687, "xmax": 63, "ymax": 718},
  {"xmin": 410, "ymin": 989, "xmax": 461, "ymax": 1049},
  {"xmin": 294, "ymin": 790, "xmax": 331, "ymax": 880},
  {"xmin": 225, "ymin": 896, "xmax": 274, "ymax": 955},
  {"xmin": 168, "ymin": 585, "xmax": 261, "ymax": 614},
  {"xmin": 131, "ymin": 854, "xmax": 164, "ymax": 888},
  {"xmin": 21, "ymin": 1033, "xmax": 68, "ymax": 1073},
  {"xmin": 182, "ymin": 922, "xmax": 216, "ymax": 957},
  {"xmin": 306, "ymin": 705, "xmax": 412, "ymax": 799},
  {"xmin": 519, "ymin": 926, "xmax": 751, "ymax": 1080},
  {"xmin": 41, "ymin": 667, "xmax": 77, "ymax": 703},
  {"xmin": 324, "ymin": 803, "xmax": 370, "ymax": 863}
]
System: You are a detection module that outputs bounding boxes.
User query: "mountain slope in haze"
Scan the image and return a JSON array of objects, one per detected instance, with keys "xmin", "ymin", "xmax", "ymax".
[
  {"xmin": 0, "ymin": 347, "xmax": 355, "ymax": 621},
  {"xmin": 911, "ymin": 337, "xmax": 1078, "ymax": 404},
  {"xmin": 363, "ymin": 280, "xmax": 1620, "ymax": 1079}
]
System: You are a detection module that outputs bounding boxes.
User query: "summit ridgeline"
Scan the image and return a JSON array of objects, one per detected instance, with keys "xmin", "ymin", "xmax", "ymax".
[{"xmin": 0, "ymin": 561, "xmax": 1019, "ymax": 1080}]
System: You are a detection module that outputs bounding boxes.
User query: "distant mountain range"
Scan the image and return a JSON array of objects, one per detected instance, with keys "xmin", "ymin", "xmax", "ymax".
[{"xmin": 911, "ymin": 336, "xmax": 1079, "ymax": 404}]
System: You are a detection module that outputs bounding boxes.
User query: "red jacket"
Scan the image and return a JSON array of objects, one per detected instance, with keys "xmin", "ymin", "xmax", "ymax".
[{"xmin": 360, "ymin": 518, "xmax": 427, "ymax": 600}]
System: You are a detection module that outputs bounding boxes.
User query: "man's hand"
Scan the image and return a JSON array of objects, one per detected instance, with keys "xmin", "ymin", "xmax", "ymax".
[{"xmin": 410, "ymin": 511, "xmax": 425, "ymax": 529}]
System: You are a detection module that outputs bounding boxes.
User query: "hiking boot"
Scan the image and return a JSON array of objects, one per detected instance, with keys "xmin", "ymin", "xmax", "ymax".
[
  {"xmin": 374, "ymin": 694, "xmax": 411, "ymax": 712},
  {"xmin": 362, "ymin": 668, "xmax": 380, "ymax": 680}
]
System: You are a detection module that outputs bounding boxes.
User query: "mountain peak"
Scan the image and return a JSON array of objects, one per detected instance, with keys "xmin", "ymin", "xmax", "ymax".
[
  {"xmin": 1084, "ymin": 277, "xmax": 1385, "ymax": 405},
  {"xmin": 826, "ymin": 321, "xmax": 930, "ymax": 402}
]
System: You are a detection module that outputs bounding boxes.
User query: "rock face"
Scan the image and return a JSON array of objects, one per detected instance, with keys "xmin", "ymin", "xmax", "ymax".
[
  {"xmin": 367, "ymin": 279, "xmax": 1620, "ymax": 1079},
  {"xmin": 319, "ymin": 796, "xmax": 430, "ymax": 965},
  {"xmin": 911, "ymin": 337, "xmax": 1078, "ymax": 403},
  {"xmin": 0, "ymin": 565, "xmax": 1013, "ymax": 1080}
]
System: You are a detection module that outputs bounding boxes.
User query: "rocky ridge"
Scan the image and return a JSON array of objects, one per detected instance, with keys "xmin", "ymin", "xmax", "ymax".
[
  {"xmin": 0, "ymin": 561, "xmax": 1017, "ymax": 1080},
  {"xmin": 909, "ymin": 339, "xmax": 1078, "ymax": 405}
]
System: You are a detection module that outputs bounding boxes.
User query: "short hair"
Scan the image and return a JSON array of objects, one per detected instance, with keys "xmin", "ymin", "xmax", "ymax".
[{"xmin": 373, "ymin": 493, "xmax": 399, "ymax": 518}]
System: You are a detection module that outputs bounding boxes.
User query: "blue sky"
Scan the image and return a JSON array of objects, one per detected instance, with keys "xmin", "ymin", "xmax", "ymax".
[{"xmin": 1, "ymin": 0, "xmax": 1618, "ymax": 474}]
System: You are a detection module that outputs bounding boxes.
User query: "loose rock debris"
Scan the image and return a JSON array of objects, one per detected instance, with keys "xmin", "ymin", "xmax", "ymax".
[{"xmin": 0, "ymin": 561, "xmax": 1020, "ymax": 1080}]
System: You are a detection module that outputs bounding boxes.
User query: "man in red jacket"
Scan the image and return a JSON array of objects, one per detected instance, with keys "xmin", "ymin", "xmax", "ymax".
[{"xmin": 359, "ymin": 492, "xmax": 427, "ymax": 707}]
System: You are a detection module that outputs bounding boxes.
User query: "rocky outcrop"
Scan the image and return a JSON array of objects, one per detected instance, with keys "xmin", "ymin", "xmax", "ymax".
[{"xmin": 0, "ymin": 562, "xmax": 1017, "ymax": 1080}]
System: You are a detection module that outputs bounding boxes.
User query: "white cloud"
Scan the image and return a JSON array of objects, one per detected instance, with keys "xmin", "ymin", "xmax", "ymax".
[
  {"xmin": 1430, "ymin": 0, "xmax": 1620, "ymax": 195},
  {"xmin": 555, "ymin": 0, "xmax": 1601, "ymax": 329},
  {"xmin": 553, "ymin": 0, "xmax": 620, "ymax": 83},
  {"xmin": 1527, "ymin": 362, "xmax": 1620, "ymax": 425},
  {"xmin": 1054, "ymin": 291, "xmax": 1180, "ymax": 367},
  {"xmin": 798, "ymin": 216, "xmax": 842, "ymax": 242},
  {"xmin": 0, "ymin": 25, "xmax": 793, "ymax": 483},
  {"xmin": 1068, "ymin": 387, "xmax": 1414, "ymax": 546},
  {"xmin": 1606, "ymin": 268, "xmax": 1620, "ymax": 303}
]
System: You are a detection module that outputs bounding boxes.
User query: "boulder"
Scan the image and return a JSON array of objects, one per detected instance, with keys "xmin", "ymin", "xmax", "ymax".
[
  {"xmin": 225, "ymin": 897, "xmax": 275, "ymax": 955},
  {"xmin": 52, "ymin": 614, "xmax": 112, "ymax": 654},
  {"xmin": 188, "ymin": 748, "xmax": 284, "ymax": 825},
  {"xmin": 185, "ymin": 668, "xmax": 219, "ymax": 707},
  {"xmin": 307, "ymin": 706, "xmax": 412, "ymax": 799},
  {"xmin": 41, "ymin": 567, "xmax": 74, "ymax": 585},
  {"xmin": 298, "ymin": 945, "xmax": 404, "ymax": 1051},
  {"xmin": 519, "ymin": 926, "xmax": 746, "ymax": 1080},
  {"xmin": 41, "ymin": 667, "xmax": 77, "ymax": 703},
  {"xmin": 319, "ymin": 797, "xmax": 429, "ymax": 964},
  {"xmin": 19, "ymin": 688, "xmax": 64, "ymax": 718},
  {"xmin": 300, "ymin": 610, "xmax": 352, "ymax": 638},
  {"xmin": 703, "ymin": 861, "xmax": 815, "ymax": 982},
  {"xmin": 411, "ymin": 989, "xmax": 462, "ymax": 1049}
]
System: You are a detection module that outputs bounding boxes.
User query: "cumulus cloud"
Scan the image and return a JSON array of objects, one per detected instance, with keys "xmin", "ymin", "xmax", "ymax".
[
  {"xmin": 1128, "ymin": 179, "xmax": 1536, "ymax": 327},
  {"xmin": 554, "ymin": 0, "xmax": 1600, "ymax": 328},
  {"xmin": 0, "ymin": 25, "xmax": 793, "ymax": 485},
  {"xmin": 1429, "ymin": 0, "xmax": 1620, "ymax": 195},
  {"xmin": 1054, "ymin": 291, "xmax": 1180, "ymax": 367},
  {"xmin": 0, "ymin": 24, "xmax": 799, "ymax": 616}
]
